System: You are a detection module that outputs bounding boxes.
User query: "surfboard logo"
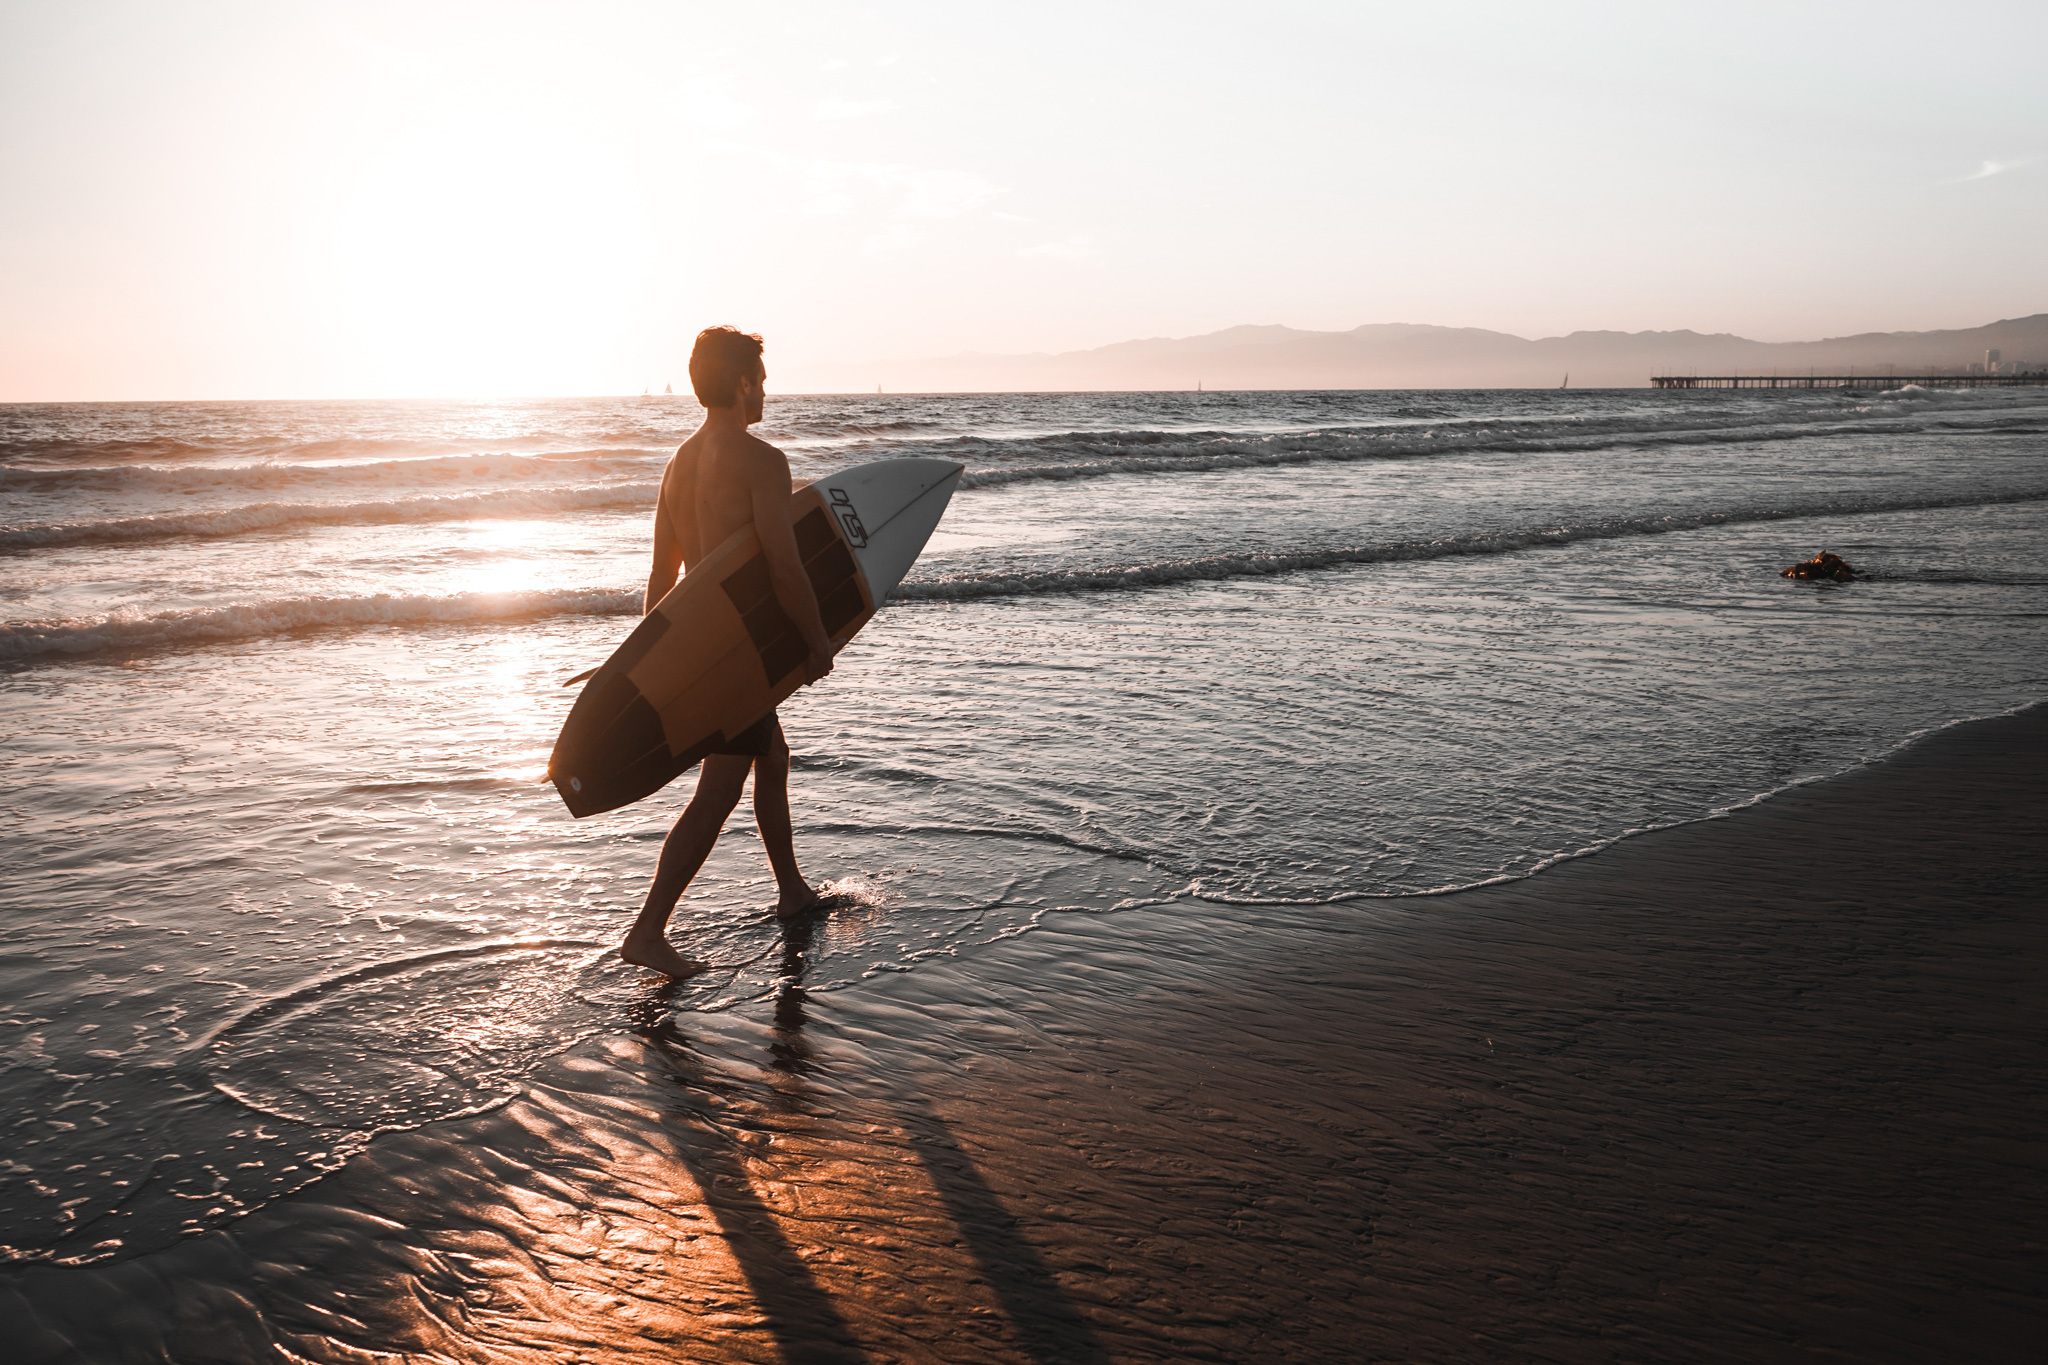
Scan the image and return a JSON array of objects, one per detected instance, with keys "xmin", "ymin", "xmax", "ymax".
[{"xmin": 826, "ymin": 487, "xmax": 868, "ymax": 548}]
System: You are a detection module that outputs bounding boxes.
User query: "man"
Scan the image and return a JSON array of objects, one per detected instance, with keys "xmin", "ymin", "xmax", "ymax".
[{"xmin": 619, "ymin": 326, "xmax": 837, "ymax": 978}]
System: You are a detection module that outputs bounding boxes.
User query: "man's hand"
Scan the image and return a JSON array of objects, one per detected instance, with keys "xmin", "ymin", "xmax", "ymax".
[
  {"xmin": 743, "ymin": 434, "xmax": 838, "ymax": 689},
  {"xmin": 645, "ymin": 499, "xmax": 683, "ymax": 614}
]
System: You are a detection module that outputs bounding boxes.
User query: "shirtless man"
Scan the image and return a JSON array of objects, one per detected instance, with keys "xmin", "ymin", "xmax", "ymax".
[{"xmin": 619, "ymin": 326, "xmax": 836, "ymax": 978}]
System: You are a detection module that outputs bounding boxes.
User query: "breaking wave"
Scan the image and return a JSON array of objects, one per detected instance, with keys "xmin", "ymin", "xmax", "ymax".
[
  {"xmin": 895, "ymin": 487, "xmax": 2048, "ymax": 600},
  {"xmin": 7, "ymin": 389, "xmax": 2045, "ymax": 557},
  {"xmin": 0, "ymin": 449, "xmax": 662, "ymax": 496},
  {"xmin": 11, "ymin": 486, "xmax": 2045, "ymax": 659},
  {"xmin": 949, "ymin": 412, "xmax": 2048, "ymax": 490},
  {"xmin": 0, "ymin": 587, "xmax": 640, "ymax": 659},
  {"xmin": 0, "ymin": 483, "xmax": 658, "ymax": 549}
]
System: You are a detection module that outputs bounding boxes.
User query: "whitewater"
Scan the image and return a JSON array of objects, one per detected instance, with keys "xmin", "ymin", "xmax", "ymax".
[{"xmin": 2, "ymin": 384, "xmax": 2046, "ymax": 1267}]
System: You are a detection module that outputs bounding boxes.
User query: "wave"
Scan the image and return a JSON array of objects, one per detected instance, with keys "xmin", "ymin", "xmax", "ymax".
[
  {"xmin": 896, "ymin": 486, "xmax": 2048, "ymax": 600},
  {"xmin": 11, "ymin": 390, "xmax": 2038, "ymax": 489},
  {"xmin": 0, "ymin": 483, "xmax": 658, "ymax": 549},
  {"xmin": 9, "ymin": 486, "xmax": 2045, "ymax": 659},
  {"xmin": 0, "ymin": 586, "xmax": 640, "ymax": 659},
  {"xmin": 12, "ymin": 412, "xmax": 2033, "ymax": 551},
  {"xmin": 0, "ymin": 448, "xmax": 663, "ymax": 496},
  {"xmin": 188, "ymin": 939, "xmax": 604, "ymax": 1054},
  {"xmin": 0, "ymin": 420, "xmax": 681, "ymax": 467},
  {"xmin": 948, "ymin": 412, "xmax": 2048, "ymax": 490},
  {"xmin": 5, "ymin": 392, "xmax": 2042, "ymax": 560},
  {"xmin": 1868, "ymin": 568, "xmax": 2048, "ymax": 586},
  {"xmin": 0, "ymin": 433, "xmax": 496, "ymax": 466},
  {"xmin": 768, "ymin": 415, "xmax": 973, "ymax": 445}
]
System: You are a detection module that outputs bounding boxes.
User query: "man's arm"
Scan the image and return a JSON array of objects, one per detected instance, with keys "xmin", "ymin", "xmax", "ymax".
[
  {"xmin": 645, "ymin": 500, "xmax": 683, "ymax": 615},
  {"xmin": 744, "ymin": 440, "xmax": 835, "ymax": 684}
]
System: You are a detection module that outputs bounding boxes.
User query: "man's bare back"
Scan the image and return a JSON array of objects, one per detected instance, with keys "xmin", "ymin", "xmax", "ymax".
[
  {"xmin": 665, "ymin": 427, "xmax": 779, "ymax": 565},
  {"xmin": 619, "ymin": 328, "xmax": 837, "ymax": 979}
]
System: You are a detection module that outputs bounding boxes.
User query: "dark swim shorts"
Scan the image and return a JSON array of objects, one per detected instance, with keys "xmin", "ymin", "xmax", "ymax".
[{"xmin": 711, "ymin": 710, "xmax": 782, "ymax": 758}]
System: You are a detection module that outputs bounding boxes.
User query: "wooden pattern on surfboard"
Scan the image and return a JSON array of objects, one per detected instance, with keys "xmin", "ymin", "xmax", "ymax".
[{"xmin": 549, "ymin": 484, "xmax": 870, "ymax": 818}]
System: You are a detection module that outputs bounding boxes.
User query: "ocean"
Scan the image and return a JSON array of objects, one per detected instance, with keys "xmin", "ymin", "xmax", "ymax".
[{"xmin": 3, "ymin": 384, "xmax": 2046, "ymax": 1275}]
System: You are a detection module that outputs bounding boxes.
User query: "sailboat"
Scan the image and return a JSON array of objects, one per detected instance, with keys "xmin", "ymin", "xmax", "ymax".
[
  {"xmin": 664, "ymin": 383, "xmax": 673, "ymax": 395},
  {"xmin": 1559, "ymin": 373, "xmax": 1569, "ymax": 390}
]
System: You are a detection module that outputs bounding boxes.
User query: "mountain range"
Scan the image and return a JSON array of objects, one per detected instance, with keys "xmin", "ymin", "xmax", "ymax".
[{"xmin": 840, "ymin": 313, "xmax": 2048, "ymax": 392}]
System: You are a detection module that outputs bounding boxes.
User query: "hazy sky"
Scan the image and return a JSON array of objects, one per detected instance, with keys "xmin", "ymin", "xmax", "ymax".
[{"xmin": 2, "ymin": 0, "xmax": 2042, "ymax": 399}]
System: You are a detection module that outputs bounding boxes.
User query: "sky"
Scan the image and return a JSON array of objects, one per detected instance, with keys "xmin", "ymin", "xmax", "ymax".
[{"xmin": 1, "ymin": 0, "xmax": 2043, "ymax": 400}]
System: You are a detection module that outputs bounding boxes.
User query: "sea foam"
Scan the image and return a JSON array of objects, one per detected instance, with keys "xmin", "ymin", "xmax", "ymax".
[
  {"xmin": 10, "ymin": 486, "xmax": 2044, "ymax": 658},
  {"xmin": 11, "ymin": 406, "xmax": 2042, "ymax": 551},
  {"xmin": 0, "ymin": 449, "xmax": 663, "ymax": 496},
  {"xmin": 899, "ymin": 486, "xmax": 2048, "ymax": 598},
  {"xmin": 0, "ymin": 587, "xmax": 640, "ymax": 659},
  {"xmin": 0, "ymin": 483, "xmax": 659, "ymax": 549}
]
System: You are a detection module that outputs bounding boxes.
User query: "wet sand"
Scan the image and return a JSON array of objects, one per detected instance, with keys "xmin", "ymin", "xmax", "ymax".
[{"xmin": 8, "ymin": 706, "xmax": 2045, "ymax": 1362}]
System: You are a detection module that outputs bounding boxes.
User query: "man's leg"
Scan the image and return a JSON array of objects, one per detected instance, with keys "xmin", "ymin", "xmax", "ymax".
[
  {"xmin": 621, "ymin": 755, "xmax": 753, "ymax": 977},
  {"xmin": 752, "ymin": 721, "xmax": 825, "ymax": 920}
]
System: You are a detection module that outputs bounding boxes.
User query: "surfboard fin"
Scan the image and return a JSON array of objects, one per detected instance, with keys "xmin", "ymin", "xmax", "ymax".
[{"xmin": 561, "ymin": 667, "xmax": 600, "ymax": 688}]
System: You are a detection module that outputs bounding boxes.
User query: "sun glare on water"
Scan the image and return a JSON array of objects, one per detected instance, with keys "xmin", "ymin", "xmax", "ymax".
[{"xmin": 473, "ymin": 628, "xmax": 563, "ymax": 783}]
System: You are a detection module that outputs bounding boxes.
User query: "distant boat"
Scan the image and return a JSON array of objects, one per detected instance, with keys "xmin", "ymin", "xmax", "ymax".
[
  {"xmin": 1559, "ymin": 373, "xmax": 1569, "ymax": 389},
  {"xmin": 664, "ymin": 383, "xmax": 673, "ymax": 395}
]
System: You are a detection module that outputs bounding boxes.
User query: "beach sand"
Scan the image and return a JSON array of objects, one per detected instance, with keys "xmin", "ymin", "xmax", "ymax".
[{"xmin": 8, "ymin": 706, "xmax": 2043, "ymax": 1363}]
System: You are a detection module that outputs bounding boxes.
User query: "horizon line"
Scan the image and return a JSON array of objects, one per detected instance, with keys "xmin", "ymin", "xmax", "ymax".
[
  {"xmin": 7, "ymin": 309, "xmax": 2040, "ymax": 405},
  {"xmin": 0, "ymin": 382, "xmax": 1751, "ymax": 407}
]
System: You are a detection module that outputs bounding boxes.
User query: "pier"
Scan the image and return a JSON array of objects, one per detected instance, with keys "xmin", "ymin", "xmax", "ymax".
[{"xmin": 1651, "ymin": 372, "xmax": 2047, "ymax": 390}]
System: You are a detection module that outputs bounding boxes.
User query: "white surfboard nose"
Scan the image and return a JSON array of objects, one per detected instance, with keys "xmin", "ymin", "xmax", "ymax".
[{"xmin": 822, "ymin": 459, "xmax": 965, "ymax": 601}]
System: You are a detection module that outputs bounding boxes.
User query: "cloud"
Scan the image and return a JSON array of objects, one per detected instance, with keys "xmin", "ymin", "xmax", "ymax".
[
  {"xmin": 1949, "ymin": 157, "xmax": 2031, "ymax": 184},
  {"xmin": 662, "ymin": 89, "xmax": 755, "ymax": 131},
  {"xmin": 814, "ymin": 99, "xmax": 894, "ymax": 120},
  {"xmin": 801, "ymin": 161, "xmax": 1003, "ymax": 220},
  {"xmin": 861, "ymin": 223, "xmax": 925, "ymax": 255},
  {"xmin": 1020, "ymin": 235, "xmax": 1098, "ymax": 262},
  {"xmin": 894, "ymin": 168, "xmax": 1001, "ymax": 218}
]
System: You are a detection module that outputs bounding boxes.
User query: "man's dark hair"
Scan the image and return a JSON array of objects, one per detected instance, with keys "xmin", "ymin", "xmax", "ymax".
[{"xmin": 689, "ymin": 326, "xmax": 764, "ymax": 408}]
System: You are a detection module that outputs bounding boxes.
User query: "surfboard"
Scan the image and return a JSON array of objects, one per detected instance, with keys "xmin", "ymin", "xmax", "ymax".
[{"xmin": 548, "ymin": 457, "xmax": 964, "ymax": 818}]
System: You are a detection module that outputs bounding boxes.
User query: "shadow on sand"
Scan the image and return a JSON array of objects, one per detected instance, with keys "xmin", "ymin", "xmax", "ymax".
[
  {"xmin": 627, "ymin": 912, "xmax": 1108, "ymax": 1364},
  {"xmin": 888, "ymin": 1085, "xmax": 1113, "ymax": 1365}
]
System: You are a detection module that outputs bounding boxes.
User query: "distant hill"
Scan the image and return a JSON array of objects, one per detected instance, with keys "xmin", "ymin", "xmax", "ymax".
[{"xmin": 841, "ymin": 314, "xmax": 2048, "ymax": 392}]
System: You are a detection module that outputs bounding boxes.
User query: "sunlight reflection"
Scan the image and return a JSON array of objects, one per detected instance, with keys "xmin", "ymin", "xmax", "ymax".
[
  {"xmin": 472, "ymin": 631, "xmax": 565, "ymax": 782},
  {"xmin": 443, "ymin": 521, "xmax": 552, "ymax": 601}
]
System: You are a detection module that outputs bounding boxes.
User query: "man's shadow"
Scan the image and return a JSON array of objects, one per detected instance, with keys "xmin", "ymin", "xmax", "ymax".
[
  {"xmin": 888, "ymin": 1086, "xmax": 1112, "ymax": 1364},
  {"xmin": 627, "ymin": 917, "xmax": 867, "ymax": 1363},
  {"xmin": 631, "ymin": 910, "xmax": 1108, "ymax": 1365}
]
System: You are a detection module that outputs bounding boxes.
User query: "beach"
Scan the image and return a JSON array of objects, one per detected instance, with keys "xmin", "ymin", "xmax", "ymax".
[
  {"xmin": 7, "ymin": 0, "xmax": 2046, "ymax": 1352},
  {"xmin": 2, "ymin": 387, "xmax": 2045, "ymax": 1359},
  {"xmin": 7, "ymin": 702, "xmax": 2042, "ymax": 1362}
]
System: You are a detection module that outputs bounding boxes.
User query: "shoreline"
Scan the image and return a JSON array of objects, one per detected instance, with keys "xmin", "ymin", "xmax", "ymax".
[
  {"xmin": 7, "ymin": 704, "xmax": 2045, "ymax": 1362},
  {"xmin": 1367, "ymin": 695, "xmax": 2048, "ymax": 906}
]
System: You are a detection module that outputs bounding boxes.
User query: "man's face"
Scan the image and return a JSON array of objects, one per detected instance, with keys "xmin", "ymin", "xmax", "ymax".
[{"xmin": 741, "ymin": 363, "xmax": 766, "ymax": 425}]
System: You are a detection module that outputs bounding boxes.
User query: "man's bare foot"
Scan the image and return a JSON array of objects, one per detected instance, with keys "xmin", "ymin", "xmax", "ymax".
[
  {"xmin": 774, "ymin": 882, "xmax": 831, "ymax": 922},
  {"xmin": 619, "ymin": 934, "xmax": 709, "ymax": 978}
]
